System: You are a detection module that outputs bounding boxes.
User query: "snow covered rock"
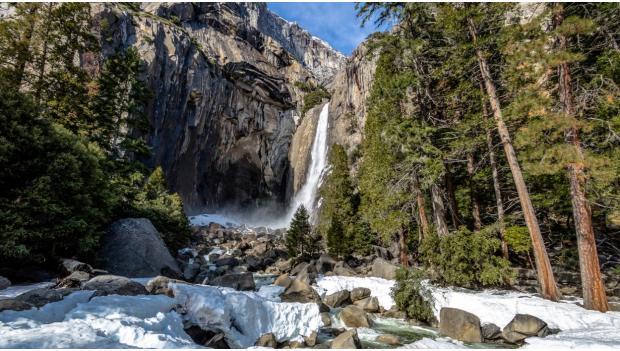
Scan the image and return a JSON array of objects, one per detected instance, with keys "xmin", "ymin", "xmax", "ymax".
[
  {"xmin": 331, "ymin": 329, "xmax": 362, "ymax": 349},
  {"xmin": 340, "ymin": 305, "xmax": 372, "ymax": 328},
  {"xmin": 0, "ymin": 276, "xmax": 11, "ymax": 290},
  {"xmin": 439, "ymin": 307, "xmax": 482, "ymax": 343},
  {"xmin": 315, "ymin": 276, "xmax": 395, "ymax": 310},
  {"xmin": 99, "ymin": 218, "xmax": 181, "ymax": 278},
  {"xmin": 83, "ymin": 275, "xmax": 148, "ymax": 296}
]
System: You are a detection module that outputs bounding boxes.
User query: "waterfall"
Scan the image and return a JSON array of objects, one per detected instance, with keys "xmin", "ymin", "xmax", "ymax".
[{"xmin": 276, "ymin": 102, "xmax": 330, "ymax": 227}]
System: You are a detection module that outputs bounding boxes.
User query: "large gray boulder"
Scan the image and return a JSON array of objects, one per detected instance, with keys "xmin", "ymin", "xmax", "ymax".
[
  {"xmin": 354, "ymin": 296, "xmax": 380, "ymax": 313},
  {"xmin": 280, "ymin": 278, "xmax": 322, "ymax": 303},
  {"xmin": 15, "ymin": 288, "xmax": 76, "ymax": 308},
  {"xmin": 502, "ymin": 314, "xmax": 550, "ymax": 344},
  {"xmin": 324, "ymin": 290, "xmax": 351, "ymax": 308},
  {"xmin": 350, "ymin": 287, "xmax": 371, "ymax": 302},
  {"xmin": 370, "ymin": 258, "xmax": 398, "ymax": 280},
  {"xmin": 0, "ymin": 276, "xmax": 11, "ymax": 291},
  {"xmin": 340, "ymin": 305, "xmax": 372, "ymax": 328},
  {"xmin": 83, "ymin": 275, "xmax": 148, "ymax": 296},
  {"xmin": 316, "ymin": 254, "xmax": 337, "ymax": 274},
  {"xmin": 211, "ymin": 272, "xmax": 255, "ymax": 291},
  {"xmin": 98, "ymin": 218, "xmax": 181, "ymax": 278},
  {"xmin": 439, "ymin": 307, "xmax": 482, "ymax": 343},
  {"xmin": 332, "ymin": 261, "xmax": 357, "ymax": 276},
  {"xmin": 331, "ymin": 329, "xmax": 362, "ymax": 349}
]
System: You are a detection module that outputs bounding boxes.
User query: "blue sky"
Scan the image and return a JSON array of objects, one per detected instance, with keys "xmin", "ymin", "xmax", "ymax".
[{"xmin": 267, "ymin": 2, "xmax": 388, "ymax": 56}]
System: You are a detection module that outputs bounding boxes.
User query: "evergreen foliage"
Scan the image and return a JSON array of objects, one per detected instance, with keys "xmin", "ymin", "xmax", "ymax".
[
  {"xmin": 391, "ymin": 268, "xmax": 436, "ymax": 324},
  {"xmin": 295, "ymin": 81, "xmax": 331, "ymax": 115},
  {"xmin": 286, "ymin": 206, "xmax": 314, "ymax": 261}
]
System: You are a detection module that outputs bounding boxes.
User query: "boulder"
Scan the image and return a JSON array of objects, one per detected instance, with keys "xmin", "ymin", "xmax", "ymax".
[
  {"xmin": 244, "ymin": 255, "xmax": 265, "ymax": 272},
  {"xmin": 340, "ymin": 305, "xmax": 372, "ymax": 328},
  {"xmin": 321, "ymin": 312, "xmax": 332, "ymax": 326},
  {"xmin": 274, "ymin": 274, "xmax": 293, "ymax": 288},
  {"xmin": 60, "ymin": 258, "xmax": 93, "ymax": 275},
  {"xmin": 0, "ymin": 276, "xmax": 11, "ymax": 291},
  {"xmin": 15, "ymin": 288, "xmax": 76, "ymax": 308},
  {"xmin": 316, "ymin": 254, "xmax": 337, "ymax": 274},
  {"xmin": 0, "ymin": 299, "xmax": 32, "ymax": 312},
  {"xmin": 376, "ymin": 334, "xmax": 401, "ymax": 345},
  {"xmin": 214, "ymin": 256, "xmax": 239, "ymax": 267},
  {"xmin": 350, "ymin": 287, "xmax": 371, "ymax": 302},
  {"xmin": 370, "ymin": 258, "xmax": 398, "ymax": 280},
  {"xmin": 82, "ymin": 275, "xmax": 148, "ymax": 296},
  {"xmin": 291, "ymin": 262, "xmax": 318, "ymax": 284},
  {"xmin": 439, "ymin": 307, "xmax": 482, "ymax": 343},
  {"xmin": 98, "ymin": 218, "xmax": 181, "ymax": 278},
  {"xmin": 183, "ymin": 262, "xmax": 201, "ymax": 281},
  {"xmin": 211, "ymin": 272, "xmax": 255, "ymax": 291},
  {"xmin": 280, "ymin": 278, "xmax": 321, "ymax": 303},
  {"xmin": 331, "ymin": 329, "xmax": 362, "ymax": 349},
  {"xmin": 354, "ymin": 296, "xmax": 380, "ymax": 313},
  {"xmin": 324, "ymin": 290, "xmax": 351, "ymax": 308},
  {"xmin": 383, "ymin": 306, "xmax": 406, "ymax": 319},
  {"xmin": 56, "ymin": 271, "xmax": 91, "ymax": 288},
  {"xmin": 145, "ymin": 275, "xmax": 184, "ymax": 296},
  {"xmin": 481, "ymin": 323, "xmax": 502, "ymax": 341},
  {"xmin": 372, "ymin": 245, "xmax": 390, "ymax": 260},
  {"xmin": 332, "ymin": 261, "xmax": 356, "ymax": 276},
  {"xmin": 255, "ymin": 333, "xmax": 277, "ymax": 348},
  {"xmin": 289, "ymin": 340, "xmax": 305, "ymax": 348},
  {"xmin": 304, "ymin": 331, "xmax": 318, "ymax": 347},
  {"xmin": 502, "ymin": 314, "xmax": 549, "ymax": 344}
]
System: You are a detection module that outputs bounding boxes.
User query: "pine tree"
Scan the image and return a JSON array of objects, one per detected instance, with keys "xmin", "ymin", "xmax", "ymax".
[{"xmin": 286, "ymin": 206, "xmax": 312, "ymax": 261}]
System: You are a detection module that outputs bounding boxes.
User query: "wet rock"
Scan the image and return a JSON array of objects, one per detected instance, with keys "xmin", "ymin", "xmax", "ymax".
[
  {"xmin": 316, "ymin": 254, "xmax": 337, "ymax": 274},
  {"xmin": 382, "ymin": 306, "xmax": 406, "ymax": 319},
  {"xmin": 439, "ymin": 307, "xmax": 482, "ymax": 343},
  {"xmin": 370, "ymin": 258, "xmax": 398, "ymax": 280},
  {"xmin": 83, "ymin": 275, "xmax": 148, "ymax": 297},
  {"xmin": 340, "ymin": 305, "xmax": 371, "ymax": 328},
  {"xmin": 502, "ymin": 314, "xmax": 550, "ymax": 344},
  {"xmin": 0, "ymin": 276, "xmax": 11, "ymax": 291},
  {"xmin": 291, "ymin": 262, "xmax": 318, "ymax": 284},
  {"xmin": 0, "ymin": 299, "xmax": 32, "ymax": 312},
  {"xmin": 211, "ymin": 272, "xmax": 255, "ymax": 291},
  {"xmin": 15, "ymin": 288, "xmax": 77, "ymax": 308},
  {"xmin": 99, "ymin": 218, "xmax": 181, "ymax": 278},
  {"xmin": 376, "ymin": 334, "xmax": 401, "ymax": 345},
  {"xmin": 274, "ymin": 274, "xmax": 293, "ymax": 288},
  {"xmin": 255, "ymin": 332, "xmax": 277, "ymax": 348},
  {"xmin": 56, "ymin": 271, "xmax": 91, "ymax": 289},
  {"xmin": 353, "ymin": 296, "xmax": 379, "ymax": 313},
  {"xmin": 331, "ymin": 329, "xmax": 362, "ymax": 349},
  {"xmin": 349, "ymin": 287, "xmax": 371, "ymax": 302},
  {"xmin": 321, "ymin": 312, "xmax": 332, "ymax": 326},
  {"xmin": 60, "ymin": 258, "xmax": 93, "ymax": 275},
  {"xmin": 323, "ymin": 290, "xmax": 350, "ymax": 308},
  {"xmin": 280, "ymin": 278, "xmax": 321, "ymax": 303},
  {"xmin": 481, "ymin": 323, "xmax": 502, "ymax": 341}
]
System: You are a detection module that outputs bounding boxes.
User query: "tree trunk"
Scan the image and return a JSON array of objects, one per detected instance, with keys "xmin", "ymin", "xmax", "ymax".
[
  {"xmin": 444, "ymin": 162, "xmax": 461, "ymax": 229},
  {"xmin": 431, "ymin": 184, "xmax": 449, "ymax": 236},
  {"xmin": 554, "ymin": 5, "xmax": 608, "ymax": 312},
  {"xmin": 398, "ymin": 227, "xmax": 409, "ymax": 267},
  {"xmin": 481, "ymin": 83, "xmax": 509, "ymax": 259},
  {"xmin": 468, "ymin": 17, "xmax": 561, "ymax": 301},
  {"xmin": 467, "ymin": 153, "xmax": 482, "ymax": 231},
  {"xmin": 412, "ymin": 172, "xmax": 430, "ymax": 239}
]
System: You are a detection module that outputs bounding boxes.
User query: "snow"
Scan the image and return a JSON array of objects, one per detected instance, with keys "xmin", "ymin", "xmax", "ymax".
[
  {"xmin": 172, "ymin": 283, "xmax": 322, "ymax": 348},
  {"xmin": 523, "ymin": 327, "xmax": 620, "ymax": 349},
  {"xmin": 399, "ymin": 337, "xmax": 465, "ymax": 349},
  {"xmin": 0, "ymin": 282, "xmax": 54, "ymax": 300},
  {"xmin": 314, "ymin": 275, "xmax": 396, "ymax": 310},
  {"xmin": 188, "ymin": 213, "xmax": 240, "ymax": 228},
  {"xmin": 0, "ymin": 293, "xmax": 197, "ymax": 348}
]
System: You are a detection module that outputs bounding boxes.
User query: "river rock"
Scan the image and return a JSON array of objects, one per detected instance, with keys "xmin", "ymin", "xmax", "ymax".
[
  {"xmin": 370, "ymin": 258, "xmax": 398, "ymax": 280},
  {"xmin": 316, "ymin": 254, "xmax": 337, "ymax": 274},
  {"xmin": 304, "ymin": 331, "xmax": 318, "ymax": 347},
  {"xmin": 145, "ymin": 276, "xmax": 184, "ymax": 296},
  {"xmin": 331, "ymin": 329, "xmax": 362, "ymax": 349},
  {"xmin": 502, "ymin": 314, "xmax": 550, "ymax": 344},
  {"xmin": 350, "ymin": 287, "xmax": 371, "ymax": 302},
  {"xmin": 0, "ymin": 276, "xmax": 11, "ymax": 290},
  {"xmin": 324, "ymin": 290, "xmax": 350, "ymax": 308},
  {"xmin": 340, "ymin": 305, "xmax": 372, "ymax": 328},
  {"xmin": 354, "ymin": 296, "xmax": 380, "ymax": 313},
  {"xmin": 56, "ymin": 271, "xmax": 91, "ymax": 288},
  {"xmin": 211, "ymin": 272, "xmax": 255, "ymax": 291},
  {"xmin": 83, "ymin": 275, "xmax": 148, "ymax": 296},
  {"xmin": 0, "ymin": 299, "xmax": 32, "ymax": 312},
  {"xmin": 376, "ymin": 334, "xmax": 401, "ymax": 345},
  {"xmin": 274, "ymin": 274, "xmax": 293, "ymax": 288},
  {"xmin": 332, "ymin": 261, "xmax": 357, "ymax": 276},
  {"xmin": 15, "ymin": 288, "xmax": 76, "ymax": 308},
  {"xmin": 321, "ymin": 312, "xmax": 332, "ymax": 326},
  {"xmin": 481, "ymin": 323, "xmax": 502, "ymax": 341},
  {"xmin": 255, "ymin": 333, "xmax": 277, "ymax": 348},
  {"xmin": 291, "ymin": 262, "xmax": 318, "ymax": 284},
  {"xmin": 98, "ymin": 218, "xmax": 181, "ymax": 278},
  {"xmin": 60, "ymin": 258, "xmax": 93, "ymax": 275},
  {"xmin": 439, "ymin": 307, "xmax": 482, "ymax": 343},
  {"xmin": 280, "ymin": 278, "xmax": 321, "ymax": 303}
]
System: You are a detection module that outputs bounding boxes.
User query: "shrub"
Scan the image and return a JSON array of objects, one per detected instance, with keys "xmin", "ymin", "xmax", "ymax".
[
  {"xmin": 420, "ymin": 227, "xmax": 513, "ymax": 288},
  {"xmin": 392, "ymin": 268, "xmax": 436, "ymax": 324},
  {"xmin": 295, "ymin": 81, "xmax": 331, "ymax": 115}
]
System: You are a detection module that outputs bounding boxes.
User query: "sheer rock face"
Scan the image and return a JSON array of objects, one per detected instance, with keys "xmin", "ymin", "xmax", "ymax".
[{"xmin": 90, "ymin": 3, "xmax": 345, "ymax": 211}]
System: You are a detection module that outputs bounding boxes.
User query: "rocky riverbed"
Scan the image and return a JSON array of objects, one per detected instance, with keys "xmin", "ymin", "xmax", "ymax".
[{"xmin": 1, "ymin": 216, "xmax": 619, "ymax": 349}]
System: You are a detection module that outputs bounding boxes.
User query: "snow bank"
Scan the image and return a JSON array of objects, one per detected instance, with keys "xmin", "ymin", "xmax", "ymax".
[
  {"xmin": 172, "ymin": 283, "xmax": 322, "ymax": 348},
  {"xmin": 399, "ymin": 337, "xmax": 465, "ymax": 349},
  {"xmin": 314, "ymin": 276, "xmax": 395, "ymax": 310},
  {"xmin": 0, "ymin": 293, "xmax": 196, "ymax": 348},
  {"xmin": 523, "ymin": 326, "xmax": 620, "ymax": 349}
]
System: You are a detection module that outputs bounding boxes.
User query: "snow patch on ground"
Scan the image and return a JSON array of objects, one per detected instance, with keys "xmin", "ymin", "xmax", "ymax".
[
  {"xmin": 314, "ymin": 275, "xmax": 395, "ymax": 310},
  {"xmin": 399, "ymin": 337, "xmax": 465, "ymax": 349},
  {"xmin": 172, "ymin": 283, "xmax": 322, "ymax": 348}
]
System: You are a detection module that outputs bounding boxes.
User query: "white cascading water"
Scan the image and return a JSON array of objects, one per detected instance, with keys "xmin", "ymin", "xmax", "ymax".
[{"xmin": 278, "ymin": 102, "xmax": 330, "ymax": 226}]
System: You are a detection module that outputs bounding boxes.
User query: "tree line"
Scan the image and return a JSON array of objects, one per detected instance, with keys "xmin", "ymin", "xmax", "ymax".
[{"xmin": 314, "ymin": 2, "xmax": 618, "ymax": 313}]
